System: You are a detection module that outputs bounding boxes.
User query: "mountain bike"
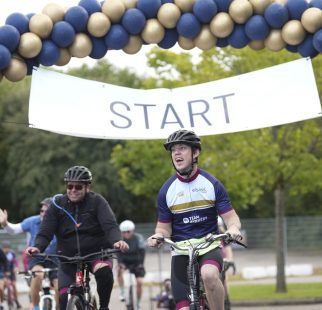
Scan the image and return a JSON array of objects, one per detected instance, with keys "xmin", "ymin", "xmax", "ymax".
[
  {"xmin": 222, "ymin": 260, "xmax": 236, "ymax": 310},
  {"xmin": 31, "ymin": 248, "xmax": 120, "ymax": 310},
  {"xmin": 153, "ymin": 233, "xmax": 247, "ymax": 310},
  {"xmin": 19, "ymin": 267, "xmax": 58, "ymax": 310}
]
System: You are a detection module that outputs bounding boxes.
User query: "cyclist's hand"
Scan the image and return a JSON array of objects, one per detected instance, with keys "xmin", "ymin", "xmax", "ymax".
[
  {"xmin": 25, "ymin": 246, "xmax": 40, "ymax": 256},
  {"xmin": 114, "ymin": 240, "xmax": 129, "ymax": 252},
  {"xmin": 226, "ymin": 226, "xmax": 243, "ymax": 242},
  {"xmin": 0, "ymin": 208, "xmax": 8, "ymax": 227},
  {"xmin": 148, "ymin": 233, "xmax": 164, "ymax": 248}
]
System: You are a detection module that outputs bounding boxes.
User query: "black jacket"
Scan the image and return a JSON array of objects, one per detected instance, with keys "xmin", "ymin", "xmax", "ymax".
[{"xmin": 35, "ymin": 192, "xmax": 122, "ymax": 256}]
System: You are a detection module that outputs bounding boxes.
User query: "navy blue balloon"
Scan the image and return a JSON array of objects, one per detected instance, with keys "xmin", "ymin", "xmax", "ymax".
[
  {"xmin": 78, "ymin": 0, "xmax": 101, "ymax": 15},
  {"xmin": 64, "ymin": 6, "xmax": 89, "ymax": 32},
  {"xmin": 0, "ymin": 44, "xmax": 11, "ymax": 70},
  {"xmin": 298, "ymin": 35, "xmax": 319, "ymax": 58},
  {"xmin": 0, "ymin": 25, "xmax": 20, "ymax": 52},
  {"xmin": 286, "ymin": 0, "xmax": 309, "ymax": 20},
  {"xmin": 227, "ymin": 25, "xmax": 249, "ymax": 49},
  {"xmin": 245, "ymin": 15, "xmax": 270, "ymax": 41},
  {"xmin": 214, "ymin": 0, "xmax": 233, "ymax": 12},
  {"xmin": 193, "ymin": 0, "xmax": 217, "ymax": 23},
  {"xmin": 38, "ymin": 40, "xmax": 60, "ymax": 66},
  {"xmin": 25, "ymin": 57, "xmax": 40, "ymax": 75},
  {"xmin": 5, "ymin": 13, "xmax": 29, "ymax": 34},
  {"xmin": 313, "ymin": 29, "xmax": 322, "ymax": 52},
  {"xmin": 121, "ymin": 8, "xmax": 146, "ymax": 35},
  {"xmin": 51, "ymin": 21, "xmax": 76, "ymax": 48},
  {"xmin": 26, "ymin": 13, "xmax": 35, "ymax": 20},
  {"xmin": 161, "ymin": 0, "xmax": 174, "ymax": 3},
  {"xmin": 285, "ymin": 44, "xmax": 298, "ymax": 53},
  {"xmin": 264, "ymin": 3, "xmax": 289, "ymax": 29},
  {"xmin": 137, "ymin": 0, "xmax": 162, "ymax": 18},
  {"xmin": 104, "ymin": 24, "xmax": 129, "ymax": 50},
  {"xmin": 177, "ymin": 13, "xmax": 201, "ymax": 38},
  {"xmin": 89, "ymin": 37, "xmax": 108, "ymax": 59},
  {"xmin": 310, "ymin": 0, "xmax": 322, "ymax": 9},
  {"xmin": 158, "ymin": 29, "xmax": 178, "ymax": 49},
  {"xmin": 216, "ymin": 37, "xmax": 229, "ymax": 47}
]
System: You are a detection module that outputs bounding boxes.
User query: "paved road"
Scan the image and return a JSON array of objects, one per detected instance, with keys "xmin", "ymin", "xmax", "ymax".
[{"xmin": 15, "ymin": 248, "xmax": 322, "ymax": 310}]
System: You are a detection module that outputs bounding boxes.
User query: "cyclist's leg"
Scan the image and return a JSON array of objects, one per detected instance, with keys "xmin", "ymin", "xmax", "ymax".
[
  {"xmin": 116, "ymin": 263, "xmax": 126, "ymax": 302},
  {"xmin": 171, "ymin": 255, "xmax": 190, "ymax": 310},
  {"xmin": 58, "ymin": 263, "xmax": 76, "ymax": 310},
  {"xmin": 92, "ymin": 260, "xmax": 114, "ymax": 310},
  {"xmin": 0, "ymin": 273, "xmax": 4, "ymax": 309},
  {"xmin": 199, "ymin": 248, "xmax": 224, "ymax": 310},
  {"xmin": 11, "ymin": 272, "xmax": 22, "ymax": 308},
  {"xmin": 133, "ymin": 265, "xmax": 146, "ymax": 309},
  {"xmin": 28, "ymin": 256, "xmax": 46, "ymax": 310}
]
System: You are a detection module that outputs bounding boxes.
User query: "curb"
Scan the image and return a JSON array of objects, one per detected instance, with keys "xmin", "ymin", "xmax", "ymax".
[{"xmin": 232, "ymin": 297, "xmax": 322, "ymax": 307}]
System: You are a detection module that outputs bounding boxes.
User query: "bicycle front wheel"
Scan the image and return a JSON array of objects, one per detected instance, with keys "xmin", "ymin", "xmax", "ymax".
[
  {"xmin": 41, "ymin": 297, "xmax": 53, "ymax": 310},
  {"xmin": 67, "ymin": 295, "xmax": 85, "ymax": 310}
]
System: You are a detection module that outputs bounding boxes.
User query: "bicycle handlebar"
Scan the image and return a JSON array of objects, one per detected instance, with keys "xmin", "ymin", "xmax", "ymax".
[
  {"xmin": 30, "ymin": 248, "xmax": 121, "ymax": 263},
  {"xmin": 153, "ymin": 233, "xmax": 247, "ymax": 252}
]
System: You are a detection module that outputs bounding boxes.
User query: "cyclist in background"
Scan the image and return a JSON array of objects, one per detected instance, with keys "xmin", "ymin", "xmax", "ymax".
[
  {"xmin": 2, "ymin": 241, "xmax": 22, "ymax": 308},
  {"xmin": 154, "ymin": 278, "xmax": 175, "ymax": 310},
  {"xmin": 148, "ymin": 130, "xmax": 243, "ymax": 310},
  {"xmin": 25, "ymin": 165, "xmax": 129, "ymax": 310},
  {"xmin": 0, "ymin": 247, "xmax": 9, "ymax": 310},
  {"xmin": 117, "ymin": 220, "xmax": 146, "ymax": 310},
  {"xmin": 0, "ymin": 198, "xmax": 58, "ymax": 310}
]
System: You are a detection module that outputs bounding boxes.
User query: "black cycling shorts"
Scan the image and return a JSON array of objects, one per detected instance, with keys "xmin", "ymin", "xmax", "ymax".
[
  {"xmin": 171, "ymin": 247, "xmax": 223, "ymax": 306},
  {"xmin": 123, "ymin": 263, "xmax": 146, "ymax": 278},
  {"xmin": 27, "ymin": 256, "xmax": 59, "ymax": 282}
]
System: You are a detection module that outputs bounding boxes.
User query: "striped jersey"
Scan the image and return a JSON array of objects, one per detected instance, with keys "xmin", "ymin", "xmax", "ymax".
[{"xmin": 157, "ymin": 169, "xmax": 233, "ymax": 242}]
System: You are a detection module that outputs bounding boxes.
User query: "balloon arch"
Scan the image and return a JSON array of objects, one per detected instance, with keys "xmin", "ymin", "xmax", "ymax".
[{"xmin": 0, "ymin": 0, "xmax": 321, "ymax": 83}]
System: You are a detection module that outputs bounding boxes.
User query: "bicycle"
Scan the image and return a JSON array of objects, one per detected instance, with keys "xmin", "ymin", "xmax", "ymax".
[
  {"xmin": 19, "ymin": 267, "xmax": 58, "ymax": 310},
  {"xmin": 153, "ymin": 233, "xmax": 247, "ymax": 310},
  {"xmin": 121, "ymin": 266, "xmax": 136, "ymax": 310},
  {"xmin": 31, "ymin": 248, "xmax": 120, "ymax": 310},
  {"xmin": 222, "ymin": 260, "xmax": 236, "ymax": 310}
]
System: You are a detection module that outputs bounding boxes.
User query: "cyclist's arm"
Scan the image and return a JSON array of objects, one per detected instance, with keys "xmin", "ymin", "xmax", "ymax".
[
  {"xmin": 220, "ymin": 209, "xmax": 242, "ymax": 240},
  {"xmin": 2, "ymin": 222, "xmax": 23, "ymax": 234},
  {"xmin": 148, "ymin": 221, "xmax": 172, "ymax": 247}
]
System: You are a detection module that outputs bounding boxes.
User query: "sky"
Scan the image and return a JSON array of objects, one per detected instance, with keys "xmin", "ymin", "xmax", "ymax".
[{"xmin": 0, "ymin": 0, "xmax": 183, "ymax": 77}]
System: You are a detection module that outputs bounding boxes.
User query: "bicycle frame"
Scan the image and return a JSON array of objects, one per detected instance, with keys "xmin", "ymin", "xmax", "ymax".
[{"xmin": 154, "ymin": 233, "xmax": 246, "ymax": 310}]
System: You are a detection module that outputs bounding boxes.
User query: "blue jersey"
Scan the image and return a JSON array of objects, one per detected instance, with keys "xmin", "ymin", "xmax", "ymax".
[
  {"xmin": 157, "ymin": 169, "xmax": 233, "ymax": 242},
  {"xmin": 21, "ymin": 215, "xmax": 57, "ymax": 254}
]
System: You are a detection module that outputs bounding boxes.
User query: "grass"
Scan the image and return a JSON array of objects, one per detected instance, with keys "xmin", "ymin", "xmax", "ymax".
[{"xmin": 229, "ymin": 282, "xmax": 322, "ymax": 300}]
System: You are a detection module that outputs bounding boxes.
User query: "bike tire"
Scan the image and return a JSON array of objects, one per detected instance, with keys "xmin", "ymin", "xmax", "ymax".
[
  {"xmin": 42, "ymin": 297, "xmax": 53, "ymax": 310},
  {"xmin": 67, "ymin": 295, "xmax": 86, "ymax": 310},
  {"xmin": 126, "ymin": 285, "xmax": 134, "ymax": 310}
]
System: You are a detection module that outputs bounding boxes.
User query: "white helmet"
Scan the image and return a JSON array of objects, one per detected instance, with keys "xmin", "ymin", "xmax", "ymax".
[{"xmin": 120, "ymin": 220, "xmax": 135, "ymax": 232}]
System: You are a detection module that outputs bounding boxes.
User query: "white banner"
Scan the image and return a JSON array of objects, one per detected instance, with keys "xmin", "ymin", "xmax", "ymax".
[{"xmin": 29, "ymin": 58, "xmax": 321, "ymax": 140}]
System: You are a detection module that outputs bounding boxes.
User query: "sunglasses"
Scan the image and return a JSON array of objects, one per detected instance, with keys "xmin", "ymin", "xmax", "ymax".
[
  {"xmin": 67, "ymin": 184, "xmax": 85, "ymax": 191},
  {"xmin": 122, "ymin": 231, "xmax": 132, "ymax": 234}
]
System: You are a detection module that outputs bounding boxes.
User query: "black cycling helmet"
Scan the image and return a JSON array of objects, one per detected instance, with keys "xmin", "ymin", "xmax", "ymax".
[
  {"xmin": 64, "ymin": 166, "xmax": 92, "ymax": 183},
  {"xmin": 40, "ymin": 197, "xmax": 52, "ymax": 207},
  {"xmin": 164, "ymin": 129, "xmax": 201, "ymax": 151}
]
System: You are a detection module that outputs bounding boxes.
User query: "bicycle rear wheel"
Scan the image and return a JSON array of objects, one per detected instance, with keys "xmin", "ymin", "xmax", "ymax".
[{"xmin": 67, "ymin": 295, "xmax": 85, "ymax": 310}]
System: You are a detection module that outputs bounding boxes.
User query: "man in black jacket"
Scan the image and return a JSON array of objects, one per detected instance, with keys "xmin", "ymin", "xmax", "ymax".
[{"xmin": 26, "ymin": 165, "xmax": 128, "ymax": 310}]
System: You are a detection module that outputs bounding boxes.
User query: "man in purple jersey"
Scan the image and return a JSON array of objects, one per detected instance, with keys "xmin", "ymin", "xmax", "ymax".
[{"xmin": 148, "ymin": 130, "xmax": 242, "ymax": 310}]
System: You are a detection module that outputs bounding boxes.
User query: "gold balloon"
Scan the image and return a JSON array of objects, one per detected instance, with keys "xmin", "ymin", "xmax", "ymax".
[
  {"xmin": 264, "ymin": 29, "xmax": 286, "ymax": 51},
  {"xmin": 157, "ymin": 3, "xmax": 181, "ymax": 29},
  {"xmin": 55, "ymin": 48, "xmax": 71, "ymax": 66},
  {"xmin": 123, "ymin": 35, "xmax": 142, "ymax": 54},
  {"xmin": 88, "ymin": 12, "xmax": 111, "ymax": 37},
  {"xmin": 102, "ymin": 0, "xmax": 125, "ymax": 23},
  {"xmin": 178, "ymin": 36, "xmax": 195, "ymax": 50},
  {"xmin": 141, "ymin": 19, "xmax": 165, "ymax": 44},
  {"xmin": 249, "ymin": 0, "xmax": 272, "ymax": 15},
  {"xmin": 69, "ymin": 33, "xmax": 92, "ymax": 58},
  {"xmin": 4, "ymin": 57, "xmax": 27, "ymax": 82},
  {"xmin": 29, "ymin": 14, "xmax": 53, "ymax": 39},
  {"xmin": 174, "ymin": 0, "xmax": 196, "ymax": 13},
  {"xmin": 301, "ymin": 8, "xmax": 322, "ymax": 33},
  {"xmin": 248, "ymin": 40, "xmax": 265, "ymax": 50},
  {"xmin": 194, "ymin": 25, "xmax": 216, "ymax": 50},
  {"xmin": 42, "ymin": 2, "xmax": 65, "ymax": 23},
  {"xmin": 121, "ymin": 0, "xmax": 137, "ymax": 9},
  {"xmin": 229, "ymin": 0, "xmax": 253, "ymax": 24},
  {"xmin": 18, "ymin": 32, "xmax": 42, "ymax": 58},
  {"xmin": 282, "ymin": 20, "xmax": 306, "ymax": 45},
  {"xmin": 210, "ymin": 12, "xmax": 234, "ymax": 38}
]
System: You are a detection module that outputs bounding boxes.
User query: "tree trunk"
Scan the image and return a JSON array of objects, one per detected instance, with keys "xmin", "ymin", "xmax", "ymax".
[{"xmin": 275, "ymin": 184, "xmax": 287, "ymax": 293}]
